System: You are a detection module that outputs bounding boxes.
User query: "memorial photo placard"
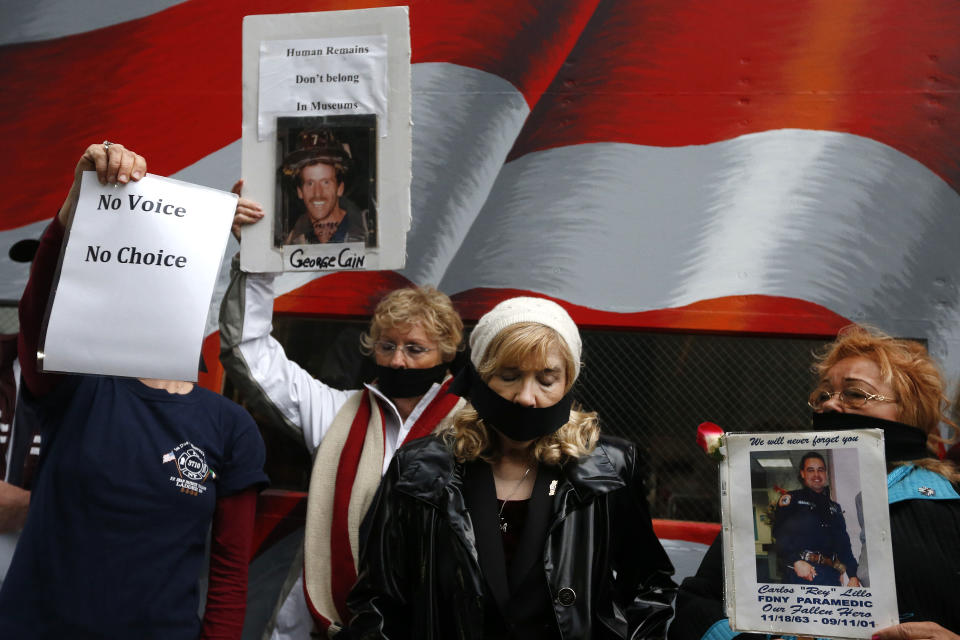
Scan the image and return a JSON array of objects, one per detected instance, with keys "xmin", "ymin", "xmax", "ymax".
[
  {"xmin": 720, "ymin": 429, "xmax": 898, "ymax": 639},
  {"xmin": 241, "ymin": 7, "xmax": 410, "ymax": 273}
]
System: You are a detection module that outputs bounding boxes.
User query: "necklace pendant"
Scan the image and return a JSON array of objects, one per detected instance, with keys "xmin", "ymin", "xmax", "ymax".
[{"xmin": 499, "ymin": 518, "xmax": 508, "ymax": 533}]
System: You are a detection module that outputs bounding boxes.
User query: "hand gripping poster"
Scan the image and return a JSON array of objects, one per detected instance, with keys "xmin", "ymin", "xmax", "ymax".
[
  {"xmin": 719, "ymin": 429, "xmax": 898, "ymax": 638},
  {"xmin": 240, "ymin": 7, "xmax": 411, "ymax": 273}
]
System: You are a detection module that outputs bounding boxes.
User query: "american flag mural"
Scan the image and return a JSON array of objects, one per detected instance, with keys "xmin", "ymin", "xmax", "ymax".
[{"xmin": 1, "ymin": 0, "xmax": 958, "ymax": 387}]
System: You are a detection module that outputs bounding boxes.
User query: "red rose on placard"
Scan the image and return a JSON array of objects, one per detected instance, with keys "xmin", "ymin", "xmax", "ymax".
[{"xmin": 697, "ymin": 422, "xmax": 725, "ymax": 461}]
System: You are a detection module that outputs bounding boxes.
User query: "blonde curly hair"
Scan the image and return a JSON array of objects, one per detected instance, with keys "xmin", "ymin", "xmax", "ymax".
[
  {"xmin": 359, "ymin": 286, "xmax": 463, "ymax": 362},
  {"xmin": 442, "ymin": 322, "xmax": 599, "ymax": 465},
  {"xmin": 813, "ymin": 324, "xmax": 959, "ymax": 482}
]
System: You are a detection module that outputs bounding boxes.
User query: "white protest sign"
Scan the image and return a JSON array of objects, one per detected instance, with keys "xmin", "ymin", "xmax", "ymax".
[
  {"xmin": 258, "ymin": 35, "xmax": 389, "ymax": 141},
  {"xmin": 720, "ymin": 429, "xmax": 898, "ymax": 639},
  {"xmin": 41, "ymin": 172, "xmax": 237, "ymax": 382}
]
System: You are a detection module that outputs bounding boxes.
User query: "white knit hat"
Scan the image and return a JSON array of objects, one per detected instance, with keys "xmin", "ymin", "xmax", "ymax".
[{"xmin": 469, "ymin": 297, "xmax": 582, "ymax": 379}]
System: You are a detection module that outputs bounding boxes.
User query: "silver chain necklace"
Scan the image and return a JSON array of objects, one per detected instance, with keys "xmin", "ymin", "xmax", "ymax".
[{"xmin": 498, "ymin": 466, "xmax": 531, "ymax": 533}]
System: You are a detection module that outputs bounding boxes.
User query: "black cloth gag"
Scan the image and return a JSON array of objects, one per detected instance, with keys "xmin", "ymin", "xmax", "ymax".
[
  {"xmin": 811, "ymin": 412, "xmax": 930, "ymax": 462},
  {"xmin": 450, "ymin": 364, "xmax": 574, "ymax": 441},
  {"xmin": 374, "ymin": 362, "xmax": 448, "ymax": 398}
]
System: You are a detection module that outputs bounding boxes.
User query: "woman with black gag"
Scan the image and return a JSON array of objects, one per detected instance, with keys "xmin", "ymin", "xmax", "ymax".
[
  {"xmin": 670, "ymin": 325, "xmax": 960, "ymax": 640},
  {"xmin": 347, "ymin": 297, "xmax": 676, "ymax": 639}
]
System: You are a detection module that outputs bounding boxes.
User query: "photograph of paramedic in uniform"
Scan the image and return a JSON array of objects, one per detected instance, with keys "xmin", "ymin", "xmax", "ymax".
[{"xmin": 765, "ymin": 450, "xmax": 861, "ymax": 587}]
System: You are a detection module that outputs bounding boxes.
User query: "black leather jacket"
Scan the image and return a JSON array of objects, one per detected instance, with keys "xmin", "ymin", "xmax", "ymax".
[{"xmin": 347, "ymin": 435, "xmax": 676, "ymax": 639}]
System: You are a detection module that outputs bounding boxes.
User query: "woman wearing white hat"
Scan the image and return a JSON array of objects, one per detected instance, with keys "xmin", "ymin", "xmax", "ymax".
[{"xmin": 348, "ymin": 297, "xmax": 676, "ymax": 639}]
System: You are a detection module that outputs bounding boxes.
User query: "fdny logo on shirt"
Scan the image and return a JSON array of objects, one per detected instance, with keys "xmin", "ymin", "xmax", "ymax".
[{"xmin": 163, "ymin": 441, "xmax": 217, "ymax": 496}]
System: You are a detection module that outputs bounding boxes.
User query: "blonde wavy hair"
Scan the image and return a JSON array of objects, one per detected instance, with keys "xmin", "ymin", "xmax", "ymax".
[
  {"xmin": 359, "ymin": 286, "xmax": 463, "ymax": 362},
  {"xmin": 442, "ymin": 322, "xmax": 599, "ymax": 465},
  {"xmin": 813, "ymin": 324, "xmax": 959, "ymax": 482}
]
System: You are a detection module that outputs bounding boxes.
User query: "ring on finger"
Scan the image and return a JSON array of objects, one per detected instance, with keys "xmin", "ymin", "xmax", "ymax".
[{"xmin": 102, "ymin": 140, "xmax": 113, "ymax": 152}]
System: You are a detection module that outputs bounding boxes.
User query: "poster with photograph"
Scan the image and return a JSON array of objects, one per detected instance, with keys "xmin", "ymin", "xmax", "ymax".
[
  {"xmin": 240, "ymin": 7, "xmax": 410, "ymax": 273},
  {"xmin": 720, "ymin": 429, "xmax": 898, "ymax": 638}
]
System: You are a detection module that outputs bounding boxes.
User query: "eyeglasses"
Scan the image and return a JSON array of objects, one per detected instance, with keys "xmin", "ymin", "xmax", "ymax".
[
  {"xmin": 807, "ymin": 387, "xmax": 897, "ymax": 411},
  {"xmin": 374, "ymin": 341, "xmax": 435, "ymax": 359}
]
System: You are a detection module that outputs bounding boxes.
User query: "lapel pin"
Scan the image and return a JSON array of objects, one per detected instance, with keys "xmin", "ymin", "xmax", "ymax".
[{"xmin": 549, "ymin": 480, "xmax": 558, "ymax": 496}]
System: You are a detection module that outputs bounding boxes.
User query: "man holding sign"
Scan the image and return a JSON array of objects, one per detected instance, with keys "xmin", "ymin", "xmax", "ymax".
[{"xmin": 0, "ymin": 142, "xmax": 269, "ymax": 639}]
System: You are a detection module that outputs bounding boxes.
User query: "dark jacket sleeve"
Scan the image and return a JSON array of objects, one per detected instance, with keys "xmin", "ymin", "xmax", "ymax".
[
  {"xmin": 18, "ymin": 218, "xmax": 67, "ymax": 398},
  {"xmin": 669, "ymin": 535, "xmax": 765, "ymax": 640},
  {"xmin": 669, "ymin": 536, "xmax": 725, "ymax": 640},
  {"xmin": 604, "ymin": 440, "xmax": 678, "ymax": 640},
  {"xmin": 346, "ymin": 457, "xmax": 413, "ymax": 640}
]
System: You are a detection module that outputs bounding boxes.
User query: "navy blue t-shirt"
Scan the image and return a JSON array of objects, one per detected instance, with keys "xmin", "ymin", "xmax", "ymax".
[{"xmin": 0, "ymin": 376, "xmax": 268, "ymax": 639}]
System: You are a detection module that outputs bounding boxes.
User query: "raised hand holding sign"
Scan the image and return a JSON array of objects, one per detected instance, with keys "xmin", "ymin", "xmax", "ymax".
[{"xmin": 41, "ymin": 142, "xmax": 237, "ymax": 381}]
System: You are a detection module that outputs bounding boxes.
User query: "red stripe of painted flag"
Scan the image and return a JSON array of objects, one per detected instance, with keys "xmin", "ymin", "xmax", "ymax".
[
  {"xmin": 274, "ymin": 273, "xmax": 852, "ymax": 336},
  {"xmin": 507, "ymin": 0, "xmax": 960, "ymax": 191}
]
